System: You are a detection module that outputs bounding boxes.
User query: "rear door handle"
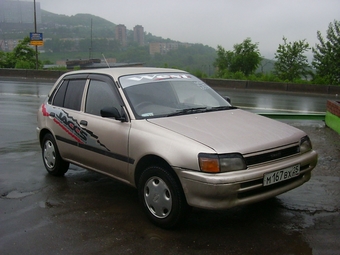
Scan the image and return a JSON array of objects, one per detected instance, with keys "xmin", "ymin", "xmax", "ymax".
[{"xmin": 80, "ymin": 120, "xmax": 88, "ymax": 126}]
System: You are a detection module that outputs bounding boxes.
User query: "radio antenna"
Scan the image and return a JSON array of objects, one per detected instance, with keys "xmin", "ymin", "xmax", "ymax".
[{"xmin": 102, "ymin": 54, "xmax": 110, "ymax": 68}]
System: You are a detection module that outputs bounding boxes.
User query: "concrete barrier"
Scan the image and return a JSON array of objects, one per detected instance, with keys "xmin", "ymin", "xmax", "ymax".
[
  {"xmin": 328, "ymin": 85, "xmax": 340, "ymax": 95},
  {"xmin": 0, "ymin": 68, "xmax": 28, "ymax": 78},
  {"xmin": 0, "ymin": 68, "xmax": 339, "ymax": 95},
  {"xmin": 0, "ymin": 68, "xmax": 67, "ymax": 80},
  {"xmin": 203, "ymin": 78, "xmax": 339, "ymax": 95},
  {"xmin": 25, "ymin": 70, "xmax": 67, "ymax": 79},
  {"xmin": 202, "ymin": 78, "xmax": 247, "ymax": 89}
]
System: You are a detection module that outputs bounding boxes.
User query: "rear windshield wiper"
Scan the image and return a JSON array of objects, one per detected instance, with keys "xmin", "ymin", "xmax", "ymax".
[{"xmin": 167, "ymin": 107, "xmax": 207, "ymax": 117}]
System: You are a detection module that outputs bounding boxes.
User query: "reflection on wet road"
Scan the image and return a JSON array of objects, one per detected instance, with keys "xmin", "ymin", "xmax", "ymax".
[
  {"xmin": 0, "ymin": 79, "xmax": 51, "ymax": 149},
  {"xmin": 0, "ymin": 79, "xmax": 339, "ymax": 254},
  {"xmin": 217, "ymin": 88, "xmax": 338, "ymax": 114}
]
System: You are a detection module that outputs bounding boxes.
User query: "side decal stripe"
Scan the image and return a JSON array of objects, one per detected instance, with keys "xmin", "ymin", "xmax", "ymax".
[
  {"xmin": 54, "ymin": 119, "xmax": 84, "ymax": 144},
  {"xmin": 56, "ymin": 135, "xmax": 134, "ymax": 164}
]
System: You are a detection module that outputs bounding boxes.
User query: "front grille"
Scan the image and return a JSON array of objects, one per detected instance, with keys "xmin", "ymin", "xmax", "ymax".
[
  {"xmin": 237, "ymin": 174, "xmax": 304, "ymax": 199},
  {"xmin": 245, "ymin": 145, "xmax": 300, "ymax": 166}
]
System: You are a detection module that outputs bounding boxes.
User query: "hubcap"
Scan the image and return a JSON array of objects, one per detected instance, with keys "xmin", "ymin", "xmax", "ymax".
[
  {"xmin": 144, "ymin": 177, "xmax": 172, "ymax": 218},
  {"xmin": 44, "ymin": 140, "xmax": 56, "ymax": 169}
]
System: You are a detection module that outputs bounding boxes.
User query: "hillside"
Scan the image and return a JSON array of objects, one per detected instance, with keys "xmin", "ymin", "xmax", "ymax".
[
  {"xmin": 40, "ymin": 10, "xmax": 116, "ymax": 38},
  {"xmin": 41, "ymin": 11, "xmax": 114, "ymax": 28},
  {"xmin": 36, "ymin": 11, "xmax": 219, "ymax": 74},
  {"xmin": 1, "ymin": 10, "xmax": 275, "ymax": 75}
]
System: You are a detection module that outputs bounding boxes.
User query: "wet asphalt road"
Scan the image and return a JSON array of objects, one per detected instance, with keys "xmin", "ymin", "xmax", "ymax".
[{"xmin": 0, "ymin": 78, "xmax": 339, "ymax": 255}]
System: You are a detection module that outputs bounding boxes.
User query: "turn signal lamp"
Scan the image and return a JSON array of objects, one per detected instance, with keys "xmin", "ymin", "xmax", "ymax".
[{"xmin": 198, "ymin": 153, "xmax": 247, "ymax": 173}]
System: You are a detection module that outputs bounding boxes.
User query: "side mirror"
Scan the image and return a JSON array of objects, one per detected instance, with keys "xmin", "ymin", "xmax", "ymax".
[
  {"xmin": 223, "ymin": 96, "xmax": 231, "ymax": 104},
  {"xmin": 100, "ymin": 107, "xmax": 126, "ymax": 122}
]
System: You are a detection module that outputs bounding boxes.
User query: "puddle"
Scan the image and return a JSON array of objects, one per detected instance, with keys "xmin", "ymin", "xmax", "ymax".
[
  {"xmin": 278, "ymin": 176, "xmax": 340, "ymax": 212},
  {"xmin": 2, "ymin": 190, "xmax": 36, "ymax": 199}
]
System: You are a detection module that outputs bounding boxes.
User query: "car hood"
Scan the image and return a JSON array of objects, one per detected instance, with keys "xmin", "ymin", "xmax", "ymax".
[{"xmin": 147, "ymin": 109, "xmax": 305, "ymax": 155}]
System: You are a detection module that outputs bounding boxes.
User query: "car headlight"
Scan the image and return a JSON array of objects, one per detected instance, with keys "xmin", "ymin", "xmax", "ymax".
[
  {"xmin": 198, "ymin": 153, "xmax": 247, "ymax": 173},
  {"xmin": 300, "ymin": 136, "xmax": 312, "ymax": 153}
]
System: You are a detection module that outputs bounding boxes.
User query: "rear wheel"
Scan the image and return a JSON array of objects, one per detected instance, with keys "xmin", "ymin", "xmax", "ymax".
[
  {"xmin": 42, "ymin": 133, "xmax": 69, "ymax": 176},
  {"xmin": 138, "ymin": 166, "xmax": 189, "ymax": 229}
]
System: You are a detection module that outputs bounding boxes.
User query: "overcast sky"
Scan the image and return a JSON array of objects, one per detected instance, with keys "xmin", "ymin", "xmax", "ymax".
[{"xmin": 37, "ymin": 0, "xmax": 339, "ymax": 60}]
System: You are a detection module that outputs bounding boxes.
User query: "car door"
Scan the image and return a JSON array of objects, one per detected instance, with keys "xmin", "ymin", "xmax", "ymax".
[
  {"xmin": 77, "ymin": 74, "xmax": 131, "ymax": 181},
  {"xmin": 49, "ymin": 76, "xmax": 88, "ymax": 162}
]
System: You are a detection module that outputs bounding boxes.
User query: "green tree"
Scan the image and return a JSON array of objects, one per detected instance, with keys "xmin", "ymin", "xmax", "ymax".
[
  {"xmin": 214, "ymin": 38, "xmax": 262, "ymax": 77},
  {"xmin": 214, "ymin": 45, "xmax": 233, "ymax": 77},
  {"xmin": 231, "ymin": 38, "xmax": 262, "ymax": 76},
  {"xmin": 274, "ymin": 37, "xmax": 311, "ymax": 82},
  {"xmin": 312, "ymin": 20, "xmax": 340, "ymax": 85},
  {"xmin": 0, "ymin": 51, "xmax": 6, "ymax": 68},
  {"xmin": 6, "ymin": 37, "xmax": 41, "ymax": 69}
]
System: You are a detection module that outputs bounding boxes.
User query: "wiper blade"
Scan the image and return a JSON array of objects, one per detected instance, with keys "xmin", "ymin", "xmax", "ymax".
[
  {"xmin": 167, "ymin": 107, "xmax": 207, "ymax": 117},
  {"xmin": 206, "ymin": 106, "xmax": 238, "ymax": 112}
]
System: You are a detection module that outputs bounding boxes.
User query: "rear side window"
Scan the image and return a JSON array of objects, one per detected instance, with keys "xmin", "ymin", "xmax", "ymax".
[
  {"xmin": 52, "ymin": 79, "xmax": 86, "ymax": 111},
  {"xmin": 53, "ymin": 80, "xmax": 67, "ymax": 107}
]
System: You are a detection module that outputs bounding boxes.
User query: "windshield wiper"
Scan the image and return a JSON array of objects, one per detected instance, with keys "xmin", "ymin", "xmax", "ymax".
[
  {"xmin": 167, "ymin": 107, "xmax": 207, "ymax": 117},
  {"xmin": 206, "ymin": 105, "xmax": 238, "ymax": 112}
]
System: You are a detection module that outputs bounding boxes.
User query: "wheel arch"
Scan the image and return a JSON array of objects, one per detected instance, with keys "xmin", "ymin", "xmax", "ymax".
[
  {"xmin": 39, "ymin": 128, "xmax": 53, "ymax": 148},
  {"xmin": 134, "ymin": 155, "xmax": 180, "ymax": 189}
]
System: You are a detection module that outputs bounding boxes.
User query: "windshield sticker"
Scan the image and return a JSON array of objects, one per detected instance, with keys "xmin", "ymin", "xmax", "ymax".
[
  {"xmin": 195, "ymin": 81, "xmax": 210, "ymax": 90},
  {"xmin": 128, "ymin": 74, "xmax": 191, "ymax": 82},
  {"xmin": 141, "ymin": 112, "xmax": 154, "ymax": 117},
  {"xmin": 120, "ymin": 73, "xmax": 194, "ymax": 88}
]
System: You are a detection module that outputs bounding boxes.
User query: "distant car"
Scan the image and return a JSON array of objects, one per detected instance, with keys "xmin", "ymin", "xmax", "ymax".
[{"xmin": 37, "ymin": 67, "xmax": 318, "ymax": 228}]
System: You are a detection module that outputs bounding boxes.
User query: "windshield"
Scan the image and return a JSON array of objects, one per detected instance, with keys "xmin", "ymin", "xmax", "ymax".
[{"xmin": 120, "ymin": 73, "xmax": 232, "ymax": 119}]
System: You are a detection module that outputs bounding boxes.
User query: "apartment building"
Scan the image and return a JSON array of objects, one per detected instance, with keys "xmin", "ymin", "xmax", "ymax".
[
  {"xmin": 133, "ymin": 25, "xmax": 144, "ymax": 46},
  {"xmin": 149, "ymin": 42, "xmax": 179, "ymax": 55},
  {"xmin": 115, "ymin": 24, "xmax": 127, "ymax": 47}
]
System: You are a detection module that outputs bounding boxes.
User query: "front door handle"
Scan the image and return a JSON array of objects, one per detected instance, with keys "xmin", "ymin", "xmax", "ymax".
[{"xmin": 80, "ymin": 120, "xmax": 88, "ymax": 126}]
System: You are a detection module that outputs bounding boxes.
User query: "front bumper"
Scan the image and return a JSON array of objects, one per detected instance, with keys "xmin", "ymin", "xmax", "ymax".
[{"xmin": 174, "ymin": 150, "xmax": 318, "ymax": 210}]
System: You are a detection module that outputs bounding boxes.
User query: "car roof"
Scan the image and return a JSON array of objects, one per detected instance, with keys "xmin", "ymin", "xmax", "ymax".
[{"xmin": 62, "ymin": 67, "xmax": 187, "ymax": 80}]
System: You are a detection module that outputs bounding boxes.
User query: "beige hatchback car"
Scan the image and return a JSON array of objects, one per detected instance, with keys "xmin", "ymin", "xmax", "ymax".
[{"xmin": 37, "ymin": 67, "xmax": 318, "ymax": 228}]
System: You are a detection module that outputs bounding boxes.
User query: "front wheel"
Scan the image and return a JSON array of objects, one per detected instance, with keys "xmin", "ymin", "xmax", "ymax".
[
  {"xmin": 138, "ymin": 166, "xmax": 189, "ymax": 229},
  {"xmin": 42, "ymin": 133, "xmax": 69, "ymax": 176}
]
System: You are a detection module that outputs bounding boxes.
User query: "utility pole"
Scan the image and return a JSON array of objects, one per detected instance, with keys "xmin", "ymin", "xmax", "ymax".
[
  {"xmin": 89, "ymin": 18, "xmax": 93, "ymax": 59},
  {"xmin": 33, "ymin": 0, "xmax": 38, "ymax": 69}
]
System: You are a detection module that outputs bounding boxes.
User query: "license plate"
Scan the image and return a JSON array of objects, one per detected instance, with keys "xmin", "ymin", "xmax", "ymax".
[{"xmin": 263, "ymin": 165, "xmax": 300, "ymax": 186}]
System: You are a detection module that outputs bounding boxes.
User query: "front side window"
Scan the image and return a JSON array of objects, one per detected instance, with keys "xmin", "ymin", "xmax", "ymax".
[{"xmin": 85, "ymin": 80, "xmax": 121, "ymax": 116}]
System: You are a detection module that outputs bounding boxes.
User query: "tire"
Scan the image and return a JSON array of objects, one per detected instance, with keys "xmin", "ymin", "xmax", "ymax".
[
  {"xmin": 138, "ymin": 166, "xmax": 189, "ymax": 229},
  {"xmin": 41, "ymin": 133, "xmax": 69, "ymax": 176}
]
